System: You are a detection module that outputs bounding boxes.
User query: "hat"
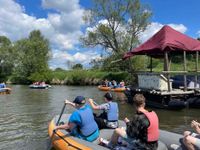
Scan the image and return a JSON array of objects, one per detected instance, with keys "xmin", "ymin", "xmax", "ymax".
[
  {"xmin": 104, "ymin": 92, "xmax": 113, "ymax": 101},
  {"xmin": 73, "ymin": 96, "xmax": 86, "ymax": 104}
]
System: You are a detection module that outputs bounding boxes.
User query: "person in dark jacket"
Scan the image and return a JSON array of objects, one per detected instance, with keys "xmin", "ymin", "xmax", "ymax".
[
  {"xmin": 54, "ymin": 96, "xmax": 99, "ymax": 142},
  {"xmin": 89, "ymin": 92, "xmax": 119, "ymax": 129},
  {"xmin": 100, "ymin": 94, "xmax": 159, "ymax": 150}
]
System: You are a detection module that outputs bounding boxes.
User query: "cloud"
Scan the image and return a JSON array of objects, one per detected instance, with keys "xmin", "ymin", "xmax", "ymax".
[
  {"xmin": 49, "ymin": 49, "xmax": 101, "ymax": 69},
  {"xmin": 197, "ymin": 30, "xmax": 200, "ymax": 37},
  {"xmin": 138, "ymin": 22, "xmax": 187, "ymax": 43},
  {"xmin": 0, "ymin": 0, "xmax": 95, "ymax": 69}
]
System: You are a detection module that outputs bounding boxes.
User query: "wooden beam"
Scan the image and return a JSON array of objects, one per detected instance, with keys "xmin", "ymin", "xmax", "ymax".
[
  {"xmin": 183, "ymin": 51, "xmax": 187, "ymax": 91},
  {"xmin": 164, "ymin": 52, "xmax": 171, "ymax": 92}
]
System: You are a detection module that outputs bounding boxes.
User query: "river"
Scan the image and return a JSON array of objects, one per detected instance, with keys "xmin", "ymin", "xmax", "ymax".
[{"xmin": 0, "ymin": 85, "xmax": 200, "ymax": 150}]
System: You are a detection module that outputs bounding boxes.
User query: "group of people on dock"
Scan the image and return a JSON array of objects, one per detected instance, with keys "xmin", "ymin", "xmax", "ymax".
[
  {"xmin": 101, "ymin": 79, "xmax": 125, "ymax": 88},
  {"xmin": 54, "ymin": 93, "xmax": 159, "ymax": 150}
]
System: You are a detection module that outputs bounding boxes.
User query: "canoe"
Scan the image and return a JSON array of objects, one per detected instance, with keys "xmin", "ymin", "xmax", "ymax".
[
  {"xmin": 98, "ymin": 85, "xmax": 111, "ymax": 91},
  {"xmin": 111, "ymin": 87, "xmax": 126, "ymax": 92},
  {"xmin": 0, "ymin": 88, "xmax": 11, "ymax": 95},
  {"xmin": 48, "ymin": 114, "xmax": 168, "ymax": 150}
]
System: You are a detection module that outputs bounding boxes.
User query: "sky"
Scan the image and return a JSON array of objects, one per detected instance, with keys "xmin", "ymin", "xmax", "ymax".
[{"xmin": 0, "ymin": 0, "xmax": 200, "ymax": 70}]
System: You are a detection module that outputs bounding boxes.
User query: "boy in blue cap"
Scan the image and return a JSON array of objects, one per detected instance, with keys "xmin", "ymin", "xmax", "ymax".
[{"xmin": 54, "ymin": 96, "xmax": 99, "ymax": 142}]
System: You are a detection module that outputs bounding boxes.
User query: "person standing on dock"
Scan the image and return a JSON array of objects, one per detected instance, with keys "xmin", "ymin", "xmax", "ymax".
[
  {"xmin": 88, "ymin": 92, "xmax": 119, "ymax": 129},
  {"xmin": 99, "ymin": 94, "xmax": 159, "ymax": 150}
]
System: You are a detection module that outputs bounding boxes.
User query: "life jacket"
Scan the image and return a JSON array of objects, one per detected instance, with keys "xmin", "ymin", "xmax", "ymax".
[
  {"xmin": 107, "ymin": 102, "xmax": 118, "ymax": 121},
  {"xmin": 142, "ymin": 111, "xmax": 159, "ymax": 142},
  {"xmin": 77, "ymin": 105, "xmax": 98, "ymax": 137},
  {"xmin": 0, "ymin": 83, "xmax": 5, "ymax": 88}
]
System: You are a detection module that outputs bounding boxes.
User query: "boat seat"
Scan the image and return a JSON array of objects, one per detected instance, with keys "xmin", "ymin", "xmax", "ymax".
[{"xmin": 158, "ymin": 141, "xmax": 168, "ymax": 150}]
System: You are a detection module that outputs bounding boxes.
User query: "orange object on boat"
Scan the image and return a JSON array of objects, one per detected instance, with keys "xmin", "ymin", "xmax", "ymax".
[
  {"xmin": 98, "ymin": 85, "xmax": 111, "ymax": 91},
  {"xmin": 111, "ymin": 87, "xmax": 126, "ymax": 92}
]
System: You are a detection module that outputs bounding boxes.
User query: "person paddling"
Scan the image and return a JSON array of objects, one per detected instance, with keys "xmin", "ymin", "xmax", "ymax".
[
  {"xmin": 54, "ymin": 96, "xmax": 99, "ymax": 142},
  {"xmin": 88, "ymin": 92, "xmax": 119, "ymax": 129},
  {"xmin": 100, "ymin": 94, "xmax": 159, "ymax": 150}
]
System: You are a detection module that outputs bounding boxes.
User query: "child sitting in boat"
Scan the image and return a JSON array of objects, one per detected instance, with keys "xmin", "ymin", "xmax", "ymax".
[
  {"xmin": 54, "ymin": 96, "xmax": 99, "ymax": 142},
  {"xmin": 99, "ymin": 94, "xmax": 159, "ymax": 150},
  {"xmin": 88, "ymin": 92, "xmax": 119, "ymax": 129}
]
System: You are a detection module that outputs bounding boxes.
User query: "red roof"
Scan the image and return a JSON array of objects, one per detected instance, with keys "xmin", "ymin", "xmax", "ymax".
[{"xmin": 123, "ymin": 25, "xmax": 200, "ymax": 59}]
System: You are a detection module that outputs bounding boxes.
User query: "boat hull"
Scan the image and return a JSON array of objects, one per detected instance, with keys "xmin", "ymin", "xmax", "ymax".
[
  {"xmin": 48, "ymin": 114, "xmax": 169, "ymax": 150},
  {"xmin": 0, "ymin": 88, "xmax": 11, "ymax": 95},
  {"xmin": 29, "ymin": 84, "xmax": 49, "ymax": 89},
  {"xmin": 98, "ymin": 86, "xmax": 111, "ymax": 91},
  {"xmin": 111, "ymin": 87, "xmax": 126, "ymax": 92}
]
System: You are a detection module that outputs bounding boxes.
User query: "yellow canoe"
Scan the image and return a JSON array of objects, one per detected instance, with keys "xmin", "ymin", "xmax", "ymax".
[
  {"xmin": 48, "ymin": 114, "xmax": 125, "ymax": 150},
  {"xmin": 48, "ymin": 114, "xmax": 167, "ymax": 150}
]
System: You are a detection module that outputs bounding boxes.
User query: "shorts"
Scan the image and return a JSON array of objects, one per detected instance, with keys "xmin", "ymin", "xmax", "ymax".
[{"xmin": 190, "ymin": 133, "xmax": 200, "ymax": 149}]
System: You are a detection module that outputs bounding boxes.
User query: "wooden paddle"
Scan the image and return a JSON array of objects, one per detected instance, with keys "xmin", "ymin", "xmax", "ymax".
[{"xmin": 47, "ymin": 102, "xmax": 66, "ymax": 150}]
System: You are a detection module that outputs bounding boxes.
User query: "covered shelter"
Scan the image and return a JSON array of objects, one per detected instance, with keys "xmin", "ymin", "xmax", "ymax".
[{"xmin": 124, "ymin": 25, "xmax": 200, "ymax": 92}]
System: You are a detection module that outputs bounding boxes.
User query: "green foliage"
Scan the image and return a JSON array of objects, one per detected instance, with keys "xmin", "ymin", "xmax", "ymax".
[
  {"xmin": 72, "ymin": 63, "xmax": 83, "ymax": 70},
  {"xmin": 12, "ymin": 30, "xmax": 50, "ymax": 83},
  {"xmin": 81, "ymin": 0, "xmax": 152, "ymax": 71},
  {"xmin": 28, "ymin": 71, "xmax": 52, "ymax": 83},
  {"xmin": 0, "ymin": 36, "xmax": 15, "ymax": 81},
  {"xmin": 51, "ymin": 69, "xmax": 130, "ymax": 85}
]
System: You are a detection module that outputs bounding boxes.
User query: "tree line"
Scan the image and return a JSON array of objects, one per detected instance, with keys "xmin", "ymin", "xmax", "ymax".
[{"xmin": 0, "ymin": 30, "xmax": 50, "ymax": 84}]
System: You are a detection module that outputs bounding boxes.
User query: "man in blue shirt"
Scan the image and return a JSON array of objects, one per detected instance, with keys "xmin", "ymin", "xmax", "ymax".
[{"xmin": 54, "ymin": 96, "xmax": 99, "ymax": 142}]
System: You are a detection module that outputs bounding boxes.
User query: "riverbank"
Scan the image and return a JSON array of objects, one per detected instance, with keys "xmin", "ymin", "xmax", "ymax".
[{"xmin": 7, "ymin": 70, "xmax": 130, "ymax": 85}]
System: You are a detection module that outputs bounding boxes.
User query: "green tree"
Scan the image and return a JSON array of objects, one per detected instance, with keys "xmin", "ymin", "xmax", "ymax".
[
  {"xmin": 81, "ymin": 0, "xmax": 151, "ymax": 71},
  {"xmin": 0, "ymin": 36, "xmax": 15, "ymax": 81},
  {"xmin": 72, "ymin": 63, "xmax": 83, "ymax": 70},
  {"xmin": 13, "ymin": 30, "xmax": 50, "ymax": 83}
]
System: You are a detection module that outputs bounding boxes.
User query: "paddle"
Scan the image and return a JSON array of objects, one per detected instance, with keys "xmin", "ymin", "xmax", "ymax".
[{"xmin": 47, "ymin": 102, "xmax": 66, "ymax": 150}]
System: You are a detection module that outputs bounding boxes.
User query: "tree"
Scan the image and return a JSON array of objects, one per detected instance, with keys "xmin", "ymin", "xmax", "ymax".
[
  {"xmin": 13, "ymin": 30, "xmax": 50, "ymax": 83},
  {"xmin": 72, "ymin": 63, "xmax": 83, "ymax": 70},
  {"xmin": 0, "ymin": 36, "xmax": 15, "ymax": 81},
  {"xmin": 81, "ymin": 0, "xmax": 151, "ymax": 71}
]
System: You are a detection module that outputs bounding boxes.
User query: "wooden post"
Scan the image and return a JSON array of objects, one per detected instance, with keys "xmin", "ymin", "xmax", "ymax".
[
  {"xmin": 183, "ymin": 51, "xmax": 187, "ymax": 91},
  {"xmin": 164, "ymin": 51, "xmax": 171, "ymax": 92},
  {"xmin": 150, "ymin": 56, "xmax": 152, "ymax": 72},
  {"xmin": 195, "ymin": 51, "xmax": 199, "ymax": 88}
]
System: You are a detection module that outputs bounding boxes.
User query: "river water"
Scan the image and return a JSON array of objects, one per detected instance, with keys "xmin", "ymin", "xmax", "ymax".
[{"xmin": 0, "ymin": 85, "xmax": 200, "ymax": 150}]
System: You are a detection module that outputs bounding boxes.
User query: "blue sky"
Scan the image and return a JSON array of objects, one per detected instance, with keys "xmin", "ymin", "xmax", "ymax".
[{"xmin": 0, "ymin": 0, "xmax": 200, "ymax": 69}]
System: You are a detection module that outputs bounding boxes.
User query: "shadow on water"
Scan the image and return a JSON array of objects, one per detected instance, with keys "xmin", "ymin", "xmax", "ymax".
[{"xmin": 1, "ymin": 85, "xmax": 200, "ymax": 149}]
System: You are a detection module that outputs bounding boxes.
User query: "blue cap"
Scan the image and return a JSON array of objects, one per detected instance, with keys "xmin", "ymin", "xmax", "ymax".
[{"xmin": 73, "ymin": 96, "xmax": 86, "ymax": 104}]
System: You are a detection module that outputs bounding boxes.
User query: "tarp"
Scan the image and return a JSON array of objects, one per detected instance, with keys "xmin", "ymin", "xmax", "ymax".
[{"xmin": 123, "ymin": 25, "xmax": 200, "ymax": 59}]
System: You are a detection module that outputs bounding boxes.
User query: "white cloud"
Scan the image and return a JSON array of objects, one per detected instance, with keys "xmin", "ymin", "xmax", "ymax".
[
  {"xmin": 197, "ymin": 30, "xmax": 200, "ymax": 37},
  {"xmin": 0, "ymin": 0, "xmax": 97, "ymax": 69},
  {"xmin": 138, "ymin": 22, "xmax": 187, "ymax": 43},
  {"xmin": 50, "ymin": 49, "xmax": 101, "ymax": 69}
]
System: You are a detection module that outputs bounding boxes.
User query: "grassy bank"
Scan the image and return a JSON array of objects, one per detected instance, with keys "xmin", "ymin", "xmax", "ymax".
[{"xmin": 50, "ymin": 70, "xmax": 130, "ymax": 85}]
